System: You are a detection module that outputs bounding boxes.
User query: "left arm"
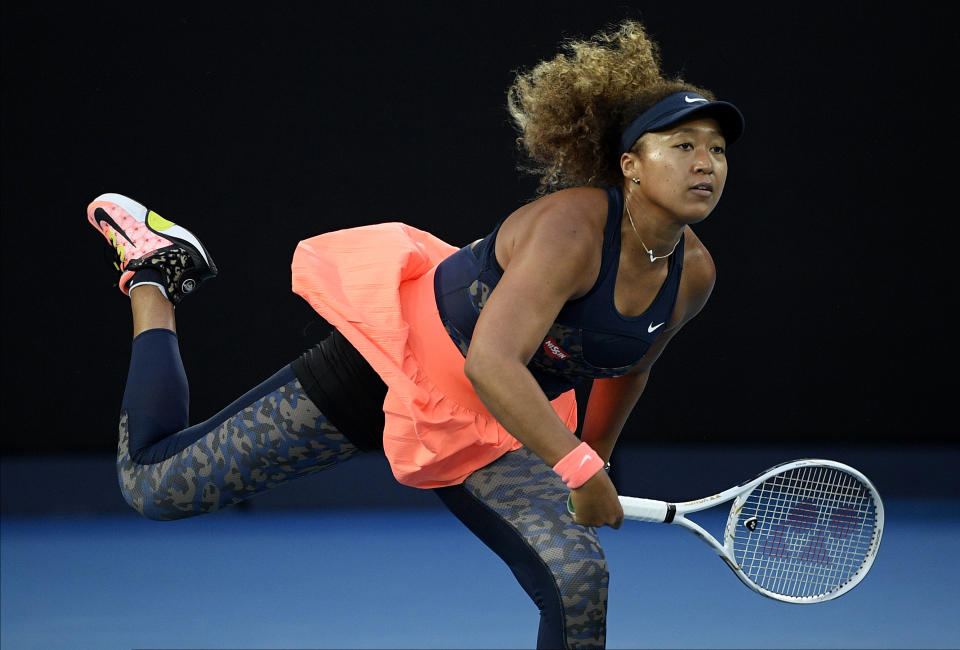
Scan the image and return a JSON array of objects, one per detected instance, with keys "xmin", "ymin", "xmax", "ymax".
[
  {"xmin": 581, "ymin": 232, "xmax": 717, "ymax": 462},
  {"xmin": 579, "ymin": 334, "xmax": 667, "ymax": 463}
]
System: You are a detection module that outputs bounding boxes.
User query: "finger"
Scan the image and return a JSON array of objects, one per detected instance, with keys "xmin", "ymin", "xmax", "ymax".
[{"xmin": 573, "ymin": 512, "xmax": 600, "ymax": 528}]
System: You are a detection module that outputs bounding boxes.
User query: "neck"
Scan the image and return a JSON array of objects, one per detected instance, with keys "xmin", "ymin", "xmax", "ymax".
[{"xmin": 621, "ymin": 187, "xmax": 685, "ymax": 262}]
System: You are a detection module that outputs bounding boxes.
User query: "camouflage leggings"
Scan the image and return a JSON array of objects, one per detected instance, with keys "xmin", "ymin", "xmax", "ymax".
[
  {"xmin": 117, "ymin": 328, "xmax": 607, "ymax": 648},
  {"xmin": 116, "ymin": 371, "xmax": 359, "ymax": 520},
  {"xmin": 437, "ymin": 448, "xmax": 608, "ymax": 649}
]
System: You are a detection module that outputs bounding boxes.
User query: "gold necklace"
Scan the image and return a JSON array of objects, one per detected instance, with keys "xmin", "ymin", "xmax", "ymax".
[{"xmin": 625, "ymin": 204, "xmax": 681, "ymax": 263}]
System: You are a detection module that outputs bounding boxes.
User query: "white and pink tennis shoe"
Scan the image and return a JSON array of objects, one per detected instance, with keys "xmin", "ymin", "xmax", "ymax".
[{"xmin": 87, "ymin": 192, "xmax": 217, "ymax": 303}]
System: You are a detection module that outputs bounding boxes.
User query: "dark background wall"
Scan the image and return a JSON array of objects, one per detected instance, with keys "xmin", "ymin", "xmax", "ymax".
[{"xmin": 1, "ymin": 2, "xmax": 953, "ymax": 456}]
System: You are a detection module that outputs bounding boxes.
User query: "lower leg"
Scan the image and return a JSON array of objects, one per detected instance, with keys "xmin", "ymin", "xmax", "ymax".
[
  {"xmin": 436, "ymin": 448, "xmax": 608, "ymax": 649},
  {"xmin": 118, "ymin": 299, "xmax": 385, "ymax": 520},
  {"xmin": 119, "ymin": 298, "xmax": 364, "ymax": 519},
  {"xmin": 131, "ymin": 284, "xmax": 176, "ymax": 337},
  {"xmin": 91, "ymin": 196, "xmax": 380, "ymax": 521},
  {"xmin": 121, "ymin": 278, "xmax": 189, "ymax": 457},
  {"xmin": 119, "ymin": 291, "xmax": 366, "ymax": 518},
  {"xmin": 118, "ymin": 368, "xmax": 359, "ymax": 520}
]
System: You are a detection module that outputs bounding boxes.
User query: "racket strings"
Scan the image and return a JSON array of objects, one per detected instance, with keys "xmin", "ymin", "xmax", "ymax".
[
  {"xmin": 754, "ymin": 469, "xmax": 876, "ymax": 598},
  {"xmin": 742, "ymin": 469, "xmax": 875, "ymax": 597},
  {"xmin": 730, "ymin": 466, "xmax": 879, "ymax": 599}
]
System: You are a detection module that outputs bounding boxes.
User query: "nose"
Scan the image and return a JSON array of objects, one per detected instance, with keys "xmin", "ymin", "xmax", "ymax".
[{"xmin": 694, "ymin": 148, "xmax": 714, "ymax": 175}]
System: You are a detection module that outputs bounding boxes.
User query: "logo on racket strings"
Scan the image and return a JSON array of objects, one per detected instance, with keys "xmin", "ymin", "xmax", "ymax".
[{"xmin": 757, "ymin": 501, "xmax": 862, "ymax": 565}]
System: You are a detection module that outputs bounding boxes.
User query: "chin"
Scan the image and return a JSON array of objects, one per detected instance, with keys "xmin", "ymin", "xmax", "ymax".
[{"xmin": 677, "ymin": 204, "xmax": 716, "ymax": 224}]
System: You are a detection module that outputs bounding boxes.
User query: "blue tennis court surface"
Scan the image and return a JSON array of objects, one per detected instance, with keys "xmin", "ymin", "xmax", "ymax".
[{"xmin": 2, "ymin": 499, "xmax": 958, "ymax": 649}]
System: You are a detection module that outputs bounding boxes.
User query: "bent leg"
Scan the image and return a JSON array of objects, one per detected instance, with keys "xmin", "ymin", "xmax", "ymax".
[
  {"xmin": 118, "ymin": 328, "xmax": 359, "ymax": 520},
  {"xmin": 435, "ymin": 447, "xmax": 608, "ymax": 649},
  {"xmin": 92, "ymin": 210, "xmax": 372, "ymax": 519}
]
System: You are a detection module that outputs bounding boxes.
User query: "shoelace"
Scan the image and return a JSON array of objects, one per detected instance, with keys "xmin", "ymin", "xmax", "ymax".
[{"xmin": 105, "ymin": 230, "xmax": 127, "ymax": 269}]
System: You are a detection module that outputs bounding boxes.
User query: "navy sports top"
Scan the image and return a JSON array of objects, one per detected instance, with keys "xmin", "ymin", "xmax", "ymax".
[{"xmin": 434, "ymin": 186, "xmax": 685, "ymax": 400}]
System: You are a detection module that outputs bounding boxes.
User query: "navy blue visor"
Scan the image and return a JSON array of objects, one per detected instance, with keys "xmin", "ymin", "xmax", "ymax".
[{"xmin": 619, "ymin": 91, "xmax": 745, "ymax": 153}]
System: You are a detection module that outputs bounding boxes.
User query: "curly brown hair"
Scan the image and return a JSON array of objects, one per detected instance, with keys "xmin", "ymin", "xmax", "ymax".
[{"xmin": 507, "ymin": 20, "xmax": 715, "ymax": 195}]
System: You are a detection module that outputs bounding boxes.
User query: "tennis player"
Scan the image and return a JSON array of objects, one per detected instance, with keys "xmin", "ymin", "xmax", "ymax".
[{"xmin": 89, "ymin": 20, "xmax": 743, "ymax": 649}]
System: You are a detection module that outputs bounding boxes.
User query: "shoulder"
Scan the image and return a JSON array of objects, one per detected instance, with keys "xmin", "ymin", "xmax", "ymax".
[
  {"xmin": 499, "ymin": 187, "xmax": 609, "ymax": 256},
  {"xmin": 675, "ymin": 227, "xmax": 716, "ymax": 323},
  {"xmin": 496, "ymin": 187, "xmax": 611, "ymax": 294},
  {"xmin": 536, "ymin": 186, "xmax": 611, "ymax": 215}
]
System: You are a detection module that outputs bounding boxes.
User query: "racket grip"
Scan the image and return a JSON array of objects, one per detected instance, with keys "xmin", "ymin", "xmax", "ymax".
[{"xmin": 619, "ymin": 496, "xmax": 671, "ymax": 522}]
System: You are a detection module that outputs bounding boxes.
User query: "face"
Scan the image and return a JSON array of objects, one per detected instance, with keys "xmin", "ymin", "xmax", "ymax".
[{"xmin": 622, "ymin": 117, "xmax": 728, "ymax": 223}]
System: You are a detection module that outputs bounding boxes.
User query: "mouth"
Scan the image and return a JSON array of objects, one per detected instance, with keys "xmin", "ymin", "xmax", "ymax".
[{"xmin": 689, "ymin": 182, "xmax": 714, "ymax": 197}]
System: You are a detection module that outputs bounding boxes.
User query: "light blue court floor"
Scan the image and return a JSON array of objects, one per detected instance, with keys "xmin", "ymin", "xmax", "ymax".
[{"xmin": 2, "ymin": 500, "xmax": 958, "ymax": 649}]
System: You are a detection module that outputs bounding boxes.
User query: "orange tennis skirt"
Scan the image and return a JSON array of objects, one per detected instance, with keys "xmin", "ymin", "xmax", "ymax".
[{"xmin": 291, "ymin": 222, "xmax": 578, "ymax": 488}]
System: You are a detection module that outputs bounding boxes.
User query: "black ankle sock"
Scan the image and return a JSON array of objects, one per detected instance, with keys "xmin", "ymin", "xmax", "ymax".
[{"xmin": 129, "ymin": 268, "xmax": 164, "ymax": 290}]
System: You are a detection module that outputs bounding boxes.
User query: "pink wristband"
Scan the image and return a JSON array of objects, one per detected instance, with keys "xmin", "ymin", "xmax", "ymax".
[{"xmin": 553, "ymin": 442, "xmax": 605, "ymax": 489}]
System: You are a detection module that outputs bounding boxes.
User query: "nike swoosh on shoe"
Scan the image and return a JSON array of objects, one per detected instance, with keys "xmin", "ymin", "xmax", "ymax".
[{"xmin": 94, "ymin": 208, "xmax": 134, "ymax": 246}]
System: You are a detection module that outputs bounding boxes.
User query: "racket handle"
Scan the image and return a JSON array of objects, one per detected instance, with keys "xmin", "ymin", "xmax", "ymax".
[{"xmin": 619, "ymin": 496, "xmax": 672, "ymax": 522}]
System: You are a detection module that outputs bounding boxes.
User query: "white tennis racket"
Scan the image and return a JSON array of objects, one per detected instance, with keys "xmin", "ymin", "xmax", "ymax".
[{"xmin": 572, "ymin": 458, "xmax": 884, "ymax": 603}]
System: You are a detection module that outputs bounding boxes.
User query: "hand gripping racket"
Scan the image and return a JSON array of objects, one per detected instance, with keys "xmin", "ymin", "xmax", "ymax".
[{"xmin": 571, "ymin": 459, "xmax": 884, "ymax": 603}]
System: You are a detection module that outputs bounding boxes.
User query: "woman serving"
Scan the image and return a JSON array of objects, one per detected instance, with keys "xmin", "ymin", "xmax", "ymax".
[{"xmin": 88, "ymin": 20, "xmax": 743, "ymax": 649}]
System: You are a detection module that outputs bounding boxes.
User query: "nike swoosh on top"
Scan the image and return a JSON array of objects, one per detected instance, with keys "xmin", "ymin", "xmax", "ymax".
[
  {"xmin": 684, "ymin": 96, "xmax": 709, "ymax": 103},
  {"xmin": 95, "ymin": 208, "xmax": 133, "ymax": 246},
  {"xmin": 578, "ymin": 454, "xmax": 594, "ymax": 470},
  {"xmin": 648, "ymin": 322, "xmax": 665, "ymax": 333}
]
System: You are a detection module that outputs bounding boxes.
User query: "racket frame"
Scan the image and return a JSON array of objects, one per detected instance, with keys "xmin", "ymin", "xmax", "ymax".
[{"xmin": 618, "ymin": 458, "xmax": 884, "ymax": 603}]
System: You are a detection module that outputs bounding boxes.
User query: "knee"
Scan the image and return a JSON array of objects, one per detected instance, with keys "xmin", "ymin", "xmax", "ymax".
[
  {"xmin": 554, "ymin": 551, "xmax": 609, "ymax": 612},
  {"xmin": 550, "ymin": 551, "xmax": 609, "ymax": 648},
  {"xmin": 118, "ymin": 480, "xmax": 184, "ymax": 521},
  {"xmin": 556, "ymin": 552, "xmax": 609, "ymax": 597},
  {"xmin": 117, "ymin": 460, "xmax": 205, "ymax": 522},
  {"xmin": 120, "ymin": 485, "xmax": 205, "ymax": 521}
]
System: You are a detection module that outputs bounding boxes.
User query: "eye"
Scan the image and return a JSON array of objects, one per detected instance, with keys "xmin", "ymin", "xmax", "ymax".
[
  {"xmin": 711, "ymin": 145, "xmax": 726, "ymax": 155},
  {"xmin": 675, "ymin": 142, "xmax": 694, "ymax": 151}
]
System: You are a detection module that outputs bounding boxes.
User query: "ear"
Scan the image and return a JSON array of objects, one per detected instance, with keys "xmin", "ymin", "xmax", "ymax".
[{"xmin": 620, "ymin": 150, "xmax": 641, "ymax": 180}]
